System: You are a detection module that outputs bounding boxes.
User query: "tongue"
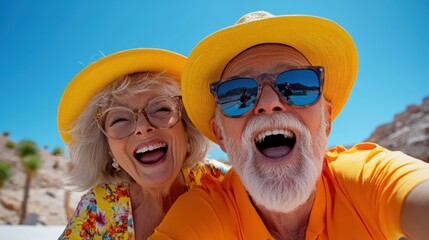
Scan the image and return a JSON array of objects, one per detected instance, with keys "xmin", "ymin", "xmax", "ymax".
[
  {"xmin": 137, "ymin": 149, "xmax": 165, "ymax": 164},
  {"xmin": 262, "ymin": 145, "xmax": 291, "ymax": 158}
]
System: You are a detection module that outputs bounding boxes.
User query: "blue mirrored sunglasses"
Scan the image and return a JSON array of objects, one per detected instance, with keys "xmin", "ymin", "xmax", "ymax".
[{"xmin": 210, "ymin": 66, "xmax": 324, "ymax": 117}]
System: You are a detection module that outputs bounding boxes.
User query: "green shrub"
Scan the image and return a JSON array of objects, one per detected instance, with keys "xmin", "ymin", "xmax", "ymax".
[
  {"xmin": 5, "ymin": 141, "xmax": 15, "ymax": 149},
  {"xmin": 2, "ymin": 131, "xmax": 10, "ymax": 137},
  {"xmin": 0, "ymin": 161, "xmax": 12, "ymax": 188},
  {"xmin": 21, "ymin": 155, "xmax": 42, "ymax": 172},
  {"xmin": 16, "ymin": 140, "xmax": 38, "ymax": 158},
  {"xmin": 51, "ymin": 147, "xmax": 63, "ymax": 156}
]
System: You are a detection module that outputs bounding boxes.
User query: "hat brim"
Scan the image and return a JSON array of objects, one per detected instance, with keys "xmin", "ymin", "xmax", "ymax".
[
  {"xmin": 182, "ymin": 15, "xmax": 358, "ymax": 143},
  {"xmin": 58, "ymin": 48, "xmax": 186, "ymax": 144}
]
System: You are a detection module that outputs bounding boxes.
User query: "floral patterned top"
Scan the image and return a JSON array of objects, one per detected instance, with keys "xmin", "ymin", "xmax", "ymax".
[{"xmin": 58, "ymin": 159, "xmax": 230, "ymax": 240}]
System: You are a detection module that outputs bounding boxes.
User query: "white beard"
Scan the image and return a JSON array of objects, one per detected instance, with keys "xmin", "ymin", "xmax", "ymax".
[{"xmin": 216, "ymin": 108, "xmax": 327, "ymax": 213}]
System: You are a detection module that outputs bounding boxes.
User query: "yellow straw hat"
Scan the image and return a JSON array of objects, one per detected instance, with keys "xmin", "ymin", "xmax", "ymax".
[
  {"xmin": 182, "ymin": 11, "xmax": 358, "ymax": 143},
  {"xmin": 58, "ymin": 48, "xmax": 186, "ymax": 144}
]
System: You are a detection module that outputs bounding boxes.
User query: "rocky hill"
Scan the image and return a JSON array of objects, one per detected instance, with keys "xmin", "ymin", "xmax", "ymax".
[
  {"xmin": 0, "ymin": 97, "xmax": 428, "ymax": 226},
  {"xmin": 365, "ymin": 97, "xmax": 429, "ymax": 163},
  {"xmin": 0, "ymin": 136, "xmax": 83, "ymax": 226}
]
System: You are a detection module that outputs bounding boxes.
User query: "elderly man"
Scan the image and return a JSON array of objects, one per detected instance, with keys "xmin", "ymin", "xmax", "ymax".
[{"xmin": 150, "ymin": 11, "xmax": 429, "ymax": 240}]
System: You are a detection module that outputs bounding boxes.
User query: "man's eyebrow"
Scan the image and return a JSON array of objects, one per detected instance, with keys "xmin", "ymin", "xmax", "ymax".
[
  {"xmin": 224, "ymin": 63, "xmax": 298, "ymax": 80},
  {"xmin": 225, "ymin": 75, "xmax": 244, "ymax": 80},
  {"xmin": 274, "ymin": 62, "xmax": 295, "ymax": 71}
]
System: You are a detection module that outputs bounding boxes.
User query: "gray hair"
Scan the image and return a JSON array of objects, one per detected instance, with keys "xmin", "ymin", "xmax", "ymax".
[{"xmin": 66, "ymin": 72, "xmax": 210, "ymax": 191}]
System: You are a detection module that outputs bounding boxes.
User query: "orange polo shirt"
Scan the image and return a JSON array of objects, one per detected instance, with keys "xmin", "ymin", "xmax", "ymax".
[{"xmin": 150, "ymin": 143, "xmax": 429, "ymax": 239}]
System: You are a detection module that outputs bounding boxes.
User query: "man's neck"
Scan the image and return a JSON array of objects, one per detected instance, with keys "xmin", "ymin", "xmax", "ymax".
[{"xmin": 252, "ymin": 191, "xmax": 316, "ymax": 240}]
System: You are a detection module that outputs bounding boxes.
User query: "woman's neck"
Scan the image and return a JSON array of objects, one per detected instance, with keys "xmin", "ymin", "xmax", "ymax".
[{"xmin": 129, "ymin": 173, "xmax": 188, "ymax": 240}]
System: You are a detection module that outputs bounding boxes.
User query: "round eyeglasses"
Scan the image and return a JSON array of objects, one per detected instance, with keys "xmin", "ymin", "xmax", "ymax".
[{"xmin": 96, "ymin": 96, "xmax": 182, "ymax": 139}]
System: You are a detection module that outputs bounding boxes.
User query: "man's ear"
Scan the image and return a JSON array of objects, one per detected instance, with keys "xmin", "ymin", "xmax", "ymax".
[
  {"xmin": 325, "ymin": 101, "xmax": 333, "ymax": 136},
  {"xmin": 210, "ymin": 117, "xmax": 226, "ymax": 152}
]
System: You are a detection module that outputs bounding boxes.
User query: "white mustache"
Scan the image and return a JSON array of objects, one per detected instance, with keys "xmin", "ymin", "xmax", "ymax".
[{"xmin": 241, "ymin": 112, "xmax": 308, "ymax": 146}]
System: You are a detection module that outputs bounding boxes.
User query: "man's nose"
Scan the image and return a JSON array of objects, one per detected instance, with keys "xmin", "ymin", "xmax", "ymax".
[{"xmin": 253, "ymin": 84, "xmax": 287, "ymax": 115}]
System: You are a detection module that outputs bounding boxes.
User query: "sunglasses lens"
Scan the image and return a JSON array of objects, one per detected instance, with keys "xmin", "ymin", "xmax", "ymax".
[
  {"xmin": 216, "ymin": 78, "xmax": 258, "ymax": 117},
  {"xmin": 276, "ymin": 69, "xmax": 321, "ymax": 106}
]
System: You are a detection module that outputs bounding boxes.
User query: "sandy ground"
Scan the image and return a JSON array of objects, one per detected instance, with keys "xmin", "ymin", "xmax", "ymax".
[{"xmin": 0, "ymin": 225, "xmax": 65, "ymax": 239}]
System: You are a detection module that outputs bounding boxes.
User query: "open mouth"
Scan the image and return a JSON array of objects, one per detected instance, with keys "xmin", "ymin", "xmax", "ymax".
[
  {"xmin": 133, "ymin": 142, "xmax": 168, "ymax": 165},
  {"xmin": 255, "ymin": 129, "xmax": 296, "ymax": 158}
]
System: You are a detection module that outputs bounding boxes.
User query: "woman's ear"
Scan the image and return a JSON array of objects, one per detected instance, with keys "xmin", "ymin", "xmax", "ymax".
[
  {"xmin": 210, "ymin": 117, "xmax": 226, "ymax": 152},
  {"xmin": 107, "ymin": 148, "xmax": 114, "ymax": 159}
]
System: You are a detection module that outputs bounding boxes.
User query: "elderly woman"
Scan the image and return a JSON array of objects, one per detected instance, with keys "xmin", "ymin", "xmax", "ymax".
[{"xmin": 57, "ymin": 48, "xmax": 229, "ymax": 239}]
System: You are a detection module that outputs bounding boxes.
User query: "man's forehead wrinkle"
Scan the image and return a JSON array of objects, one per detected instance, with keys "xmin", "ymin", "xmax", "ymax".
[
  {"xmin": 274, "ymin": 62, "xmax": 293, "ymax": 71},
  {"xmin": 225, "ymin": 63, "xmax": 296, "ymax": 79},
  {"xmin": 224, "ymin": 68, "xmax": 256, "ymax": 79},
  {"xmin": 223, "ymin": 47, "xmax": 308, "ymax": 79}
]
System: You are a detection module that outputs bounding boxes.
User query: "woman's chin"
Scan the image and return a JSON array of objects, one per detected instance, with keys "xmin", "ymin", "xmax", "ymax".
[{"xmin": 134, "ymin": 162, "xmax": 180, "ymax": 190}]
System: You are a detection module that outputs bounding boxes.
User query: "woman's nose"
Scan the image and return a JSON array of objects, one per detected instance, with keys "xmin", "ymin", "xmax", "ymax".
[{"xmin": 134, "ymin": 112, "xmax": 155, "ymax": 135}]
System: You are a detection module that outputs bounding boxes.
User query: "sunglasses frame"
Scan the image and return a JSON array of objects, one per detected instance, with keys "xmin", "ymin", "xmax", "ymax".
[
  {"xmin": 210, "ymin": 66, "xmax": 324, "ymax": 118},
  {"xmin": 95, "ymin": 95, "xmax": 183, "ymax": 139}
]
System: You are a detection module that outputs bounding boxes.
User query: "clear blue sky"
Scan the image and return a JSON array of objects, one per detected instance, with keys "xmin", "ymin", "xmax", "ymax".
[{"xmin": 1, "ymin": 1, "xmax": 428, "ymax": 160}]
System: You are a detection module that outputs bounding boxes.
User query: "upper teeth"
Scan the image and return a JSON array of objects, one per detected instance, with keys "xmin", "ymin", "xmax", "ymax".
[
  {"xmin": 255, "ymin": 129, "xmax": 293, "ymax": 143},
  {"xmin": 136, "ymin": 142, "xmax": 166, "ymax": 154}
]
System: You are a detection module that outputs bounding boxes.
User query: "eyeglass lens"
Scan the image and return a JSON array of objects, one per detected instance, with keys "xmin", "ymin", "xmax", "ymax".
[
  {"xmin": 215, "ymin": 69, "xmax": 321, "ymax": 117},
  {"xmin": 100, "ymin": 97, "xmax": 180, "ymax": 139}
]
